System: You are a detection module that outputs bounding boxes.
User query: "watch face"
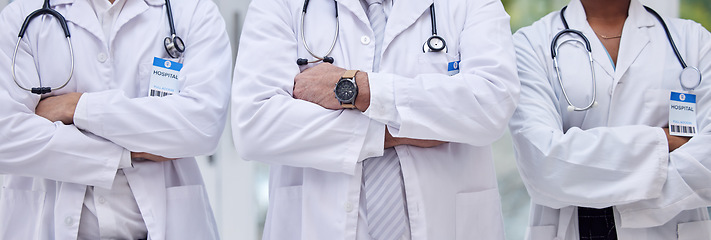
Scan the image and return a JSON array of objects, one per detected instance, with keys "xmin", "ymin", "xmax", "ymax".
[{"xmin": 335, "ymin": 80, "xmax": 357, "ymax": 102}]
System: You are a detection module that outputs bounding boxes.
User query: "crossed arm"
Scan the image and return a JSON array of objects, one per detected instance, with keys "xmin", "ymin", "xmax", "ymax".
[
  {"xmin": 292, "ymin": 63, "xmax": 446, "ymax": 149},
  {"xmin": 34, "ymin": 92, "xmax": 176, "ymax": 162}
]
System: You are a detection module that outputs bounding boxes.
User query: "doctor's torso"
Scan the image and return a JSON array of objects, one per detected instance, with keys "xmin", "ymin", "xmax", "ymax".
[
  {"xmin": 6, "ymin": 0, "xmax": 189, "ymax": 100},
  {"xmin": 518, "ymin": 9, "xmax": 709, "ymax": 132}
]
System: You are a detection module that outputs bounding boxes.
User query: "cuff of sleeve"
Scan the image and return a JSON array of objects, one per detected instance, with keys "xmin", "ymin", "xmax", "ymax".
[
  {"xmin": 73, "ymin": 93, "xmax": 91, "ymax": 131},
  {"xmin": 357, "ymin": 120, "xmax": 385, "ymax": 162},
  {"xmin": 649, "ymin": 127, "xmax": 670, "ymax": 198},
  {"xmin": 118, "ymin": 149, "xmax": 133, "ymax": 169},
  {"xmin": 363, "ymin": 72, "xmax": 397, "ymax": 125}
]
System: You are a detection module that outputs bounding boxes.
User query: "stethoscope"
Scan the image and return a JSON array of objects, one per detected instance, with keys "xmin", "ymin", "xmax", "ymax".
[
  {"xmin": 296, "ymin": 0, "xmax": 447, "ymax": 66},
  {"xmin": 11, "ymin": 0, "xmax": 184, "ymax": 95},
  {"xmin": 552, "ymin": 6, "xmax": 703, "ymax": 112}
]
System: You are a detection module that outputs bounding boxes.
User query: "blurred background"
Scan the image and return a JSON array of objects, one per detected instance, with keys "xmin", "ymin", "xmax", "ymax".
[{"xmin": 0, "ymin": 0, "xmax": 709, "ymax": 239}]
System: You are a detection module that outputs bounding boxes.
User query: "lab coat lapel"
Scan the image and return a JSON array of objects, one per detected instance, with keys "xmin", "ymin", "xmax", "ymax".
[
  {"xmin": 111, "ymin": 0, "xmax": 152, "ymax": 47},
  {"xmin": 61, "ymin": 0, "xmax": 107, "ymax": 43},
  {"xmin": 382, "ymin": 0, "xmax": 433, "ymax": 54},
  {"xmin": 336, "ymin": 0, "xmax": 370, "ymax": 29},
  {"xmin": 565, "ymin": 0, "xmax": 615, "ymax": 79},
  {"xmin": 613, "ymin": 0, "xmax": 654, "ymax": 81}
]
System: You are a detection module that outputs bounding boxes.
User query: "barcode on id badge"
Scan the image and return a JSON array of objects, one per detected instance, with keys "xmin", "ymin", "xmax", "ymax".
[
  {"xmin": 670, "ymin": 124, "xmax": 696, "ymax": 135},
  {"xmin": 150, "ymin": 89, "xmax": 173, "ymax": 97}
]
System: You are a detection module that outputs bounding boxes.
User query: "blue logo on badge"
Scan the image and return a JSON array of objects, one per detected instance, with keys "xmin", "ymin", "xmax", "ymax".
[
  {"xmin": 448, "ymin": 61, "xmax": 460, "ymax": 71},
  {"xmin": 153, "ymin": 57, "xmax": 183, "ymax": 71},
  {"xmin": 671, "ymin": 92, "xmax": 696, "ymax": 103}
]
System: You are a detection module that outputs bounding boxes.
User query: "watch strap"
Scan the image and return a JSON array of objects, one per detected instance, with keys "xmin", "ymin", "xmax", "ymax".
[
  {"xmin": 340, "ymin": 70, "xmax": 359, "ymax": 109},
  {"xmin": 342, "ymin": 70, "xmax": 358, "ymax": 79}
]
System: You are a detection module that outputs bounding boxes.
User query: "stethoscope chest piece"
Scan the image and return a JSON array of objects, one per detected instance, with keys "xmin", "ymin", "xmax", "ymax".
[
  {"xmin": 680, "ymin": 67, "xmax": 702, "ymax": 91},
  {"xmin": 422, "ymin": 4, "xmax": 447, "ymax": 53},
  {"xmin": 423, "ymin": 35, "xmax": 447, "ymax": 52},
  {"xmin": 164, "ymin": 34, "xmax": 185, "ymax": 58}
]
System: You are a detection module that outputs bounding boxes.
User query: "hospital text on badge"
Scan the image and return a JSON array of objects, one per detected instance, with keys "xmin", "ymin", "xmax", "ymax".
[{"xmin": 669, "ymin": 91, "xmax": 698, "ymax": 137}]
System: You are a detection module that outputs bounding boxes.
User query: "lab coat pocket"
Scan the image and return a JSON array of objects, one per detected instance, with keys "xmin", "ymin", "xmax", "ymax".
[
  {"xmin": 268, "ymin": 185, "xmax": 302, "ymax": 239},
  {"xmin": 137, "ymin": 63, "xmax": 153, "ymax": 98},
  {"xmin": 526, "ymin": 225, "xmax": 556, "ymax": 240},
  {"xmin": 0, "ymin": 188, "xmax": 45, "ymax": 238},
  {"xmin": 418, "ymin": 52, "xmax": 458, "ymax": 75},
  {"xmin": 455, "ymin": 188, "xmax": 504, "ymax": 240},
  {"xmin": 164, "ymin": 185, "xmax": 218, "ymax": 240},
  {"xmin": 677, "ymin": 220, "xmax": 711, "ymax": 240},
  {"xmin": 643, "ymin": 89, "xmax": 671, "ymax": 127}
]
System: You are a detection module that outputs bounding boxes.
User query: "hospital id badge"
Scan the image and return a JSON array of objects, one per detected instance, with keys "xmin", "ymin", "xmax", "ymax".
[
  {"xmin": 148, "ymin": 57, "xmax": 183, "ymax": 97},
  {"xmin": 447, "ymin": 60, "xmax": 460, "ymax": 76},
  {"xmin": 669, "ymin": 91, "xmax": 698, "ymax": 137}
]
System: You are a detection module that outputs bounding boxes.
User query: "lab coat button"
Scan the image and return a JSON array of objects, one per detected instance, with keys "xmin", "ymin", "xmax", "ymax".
[
  {"xmin": 97, "ymin": 53, "xmax": 108, "ymax": 63},
  {"xmin": 360, "ymin": 36, "xmax": 371, "ymax": 45},
  {"xmin": 98, "ymin": 196, "xmax": 106, "ymax": 204},
  {"xmin": 344, "ymin": 202, "xmax": 354, "ymax": 212},
  {"xmin": 64, "ymin": 216, "xmax": 73, "ymax": 226}
]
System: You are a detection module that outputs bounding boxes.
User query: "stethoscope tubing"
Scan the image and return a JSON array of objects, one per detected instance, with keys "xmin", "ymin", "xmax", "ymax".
[
  {"xmin": 644, "ymin": 6, "xmax": 686, "ymax": 69},
  {"xmin": 551, "ymin": 8, "xmax": 597, "ymax": 112},
  {"xmin": 553, "ymin": 38, "xmax": 596, "ymax": 111},
  {"xmin": 12, "ymin": 0, "xmax": 75, "ymax": 94},
  {"xmin": 299, "ymin": 0, "xmax": 339, "ymax": 64}
]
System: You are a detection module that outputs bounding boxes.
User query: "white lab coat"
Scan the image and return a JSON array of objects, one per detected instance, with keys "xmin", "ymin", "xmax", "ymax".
[
  {"xmin": 232, "ymin": 0, "xmax": 518, "ymax": 239},
  {"xmin": 509, "ymin": 0, "xmax": 711, "ymax": 239},
  {"xmin": 0, "ymin": 0, "xmax": 231, "ymax": 239}
]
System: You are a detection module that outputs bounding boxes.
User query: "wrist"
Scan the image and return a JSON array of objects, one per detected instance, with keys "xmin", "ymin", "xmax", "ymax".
[
  {"xmin": 355, "ymin": 71, "xmax": 370, "ymax": 112},
  {"xmin": 66, "ymin": 92, "xmax": 82, "ymax": 123}
]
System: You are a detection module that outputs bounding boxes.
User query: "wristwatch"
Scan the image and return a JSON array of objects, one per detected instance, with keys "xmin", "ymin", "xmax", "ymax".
[{"xmin": 334, "ymin": 70, "xmax": 359, "ymax": 109}]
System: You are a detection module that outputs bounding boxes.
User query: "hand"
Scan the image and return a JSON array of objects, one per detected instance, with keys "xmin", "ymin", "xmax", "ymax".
[
  {"xmin": 384, "ymin": 128, "xmax": 447, "ymax": 149},
  {"xmin": 663, "ymin": 127, "xmax": 690, "ymax": 152},
  {"xmin": 293, "ymin": 63, "xmax": 371, "ymax": 111},
  {"xmin": 131, "ymin": 152, "xmax": 178, "ymax": 162},
  {"xmin": 35, "ymin": 92, "xmax": 82, "ymax": 124},
  {"xmin": 293, "ymin": 63, "xmax": 347, "ymax": 109}
]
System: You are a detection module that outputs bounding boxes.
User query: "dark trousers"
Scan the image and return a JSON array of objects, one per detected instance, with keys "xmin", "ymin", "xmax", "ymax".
[{"xmin": 578, "ymin": 207, "xmax": 618, "ymax": 240}]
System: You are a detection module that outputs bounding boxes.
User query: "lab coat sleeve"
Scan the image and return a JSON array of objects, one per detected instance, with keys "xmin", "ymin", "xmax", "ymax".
[
  {"xmin": 365, "ymin": 0, "xmax": 520, "ymax": 146},
  {"xmin": 72, "ymin": 1, "xmax": 231, "ymax": 158},
  {"xmin": 508, "ymin": 27, "xmax": 670, "ymax": 210},
  {"xmin": 232, "ymin": 0, "xmax": 381, "ymax": 175},
  {"xmin": 616, "ymin": 21, "xmax": 711, "ymax": 228},
  {"xmin": 0, "ymin": 3, "xmax": 122, "ymax": 189}
]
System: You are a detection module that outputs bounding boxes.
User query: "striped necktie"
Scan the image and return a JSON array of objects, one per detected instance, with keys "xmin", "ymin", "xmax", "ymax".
[
  {"xmin": 366, "ymin": 0, "xmax": 386, "ymax": 72},
  {"xmin": 362, "ymin": 2, "xmax": 407, "ymax": 239}
]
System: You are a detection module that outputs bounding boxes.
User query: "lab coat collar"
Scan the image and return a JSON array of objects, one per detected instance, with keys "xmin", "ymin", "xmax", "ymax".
[
  {"xmin": 112, "ymin": 0, "xmax": 152, "ymax": 44},
  {"xmin": 614, "ymin": 0, "xmax": 655, "ymax": 81},
  {"xmin": 337, "ymin": 0, "xmax": 433, "ymax": 69},
  {"xmin": 382, "ymin": 0, "xmax": 434, "ymax": 52},
  {"xmin": 565, "ymin": 0, "xmax": 655, "ymax": 29},
  {"xmin": 59, "ymin": 0, "xmax": 155, "ymax": 45},
  {"xmin": 337, "ymin": 0, "xmax": 370, "ymax": 31},
  {"xmin": 63, "ymin": 0, "xmax": 106, "ymax": 42},
  {"xmin": 563, "ymin": 0, "xmax": 655, "ymax": 81}
]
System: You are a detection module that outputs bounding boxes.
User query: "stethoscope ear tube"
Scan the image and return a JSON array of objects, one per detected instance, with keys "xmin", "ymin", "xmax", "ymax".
[
  {"xmin": 13, "ymin": 1, "xmax": 74, "ymax": 95},
  {"xmin": 12, "ymin": 36, "xmax": 74, "ymax": 95},
  {"xmin": 297, "ymin": 0, "xmax": 339, "ymax": 65},
  {"xmin": 550, "ymin": 29, "xmax": 591, "ymax": 58},
  {"xmin": 19, "ymin": 8, "xmax": 71, "ymax": 38},
  {"xmin": 553, "ymin": 38, "xmax": 597, "ymax": 112}
]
